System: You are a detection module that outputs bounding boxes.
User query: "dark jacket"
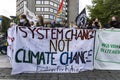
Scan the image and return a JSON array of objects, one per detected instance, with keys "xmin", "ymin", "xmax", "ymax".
[
  {"xmin": 110, "ymin": 21, "xmax": 120, "ymax": 28},
  {"xmin": 18, "ymin": 20, "xmax": 30, "ymax": 27}
]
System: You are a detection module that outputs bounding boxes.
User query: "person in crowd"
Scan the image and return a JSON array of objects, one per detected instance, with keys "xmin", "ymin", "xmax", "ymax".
[
  {"xmin": 18, "ymin": 14, "xmax": 30, "ymax": 27},
  {"xmin": 87, "ymin": 18, "xmax": 102, "ymax": 29},
  {"xmin": 5, "ymin": 22, "xmax": 16, "ymax": 39},
  {"xmin": 51, "ymin": 20, "xmax": 56, "ymax": 28},
  {"xmin": 93, "ymin": 18, "xmax": 102, "ymax": 29},
  {"xmin": 7, "ymin": 22, "xmax": 16, "ymax": 59},
  {"xmin": 30, "ymin": 21, "xmax": 35, "ymax": 27},
  {"xmin": 87, "ymin": 20, "xmax": 94, "ymax": 29},
  {"xmin": 44, "ymin": 21, "xmax": 51, "ymax": 28},
  {"xmin": 103, "ymin": 21, "xmax": 110, "ymax": 29},
  {"xmin": 109, "ymin": 16, "xmax": 120, "ymax": 28},
  {"xmin": 9, "ymin": 22, "xmax": 16, "ymax": 28},
  {"xmin": 69, "ymin": 21, "xmax": 77, "ymax": 28},
  {"xmin": 35, "ymin": 15, "xmax": 44, "ymax": 27},
  {"xmin": 62, "ymin": 20, "xmax": 69, "ymax": 28},
  {"xmin": 55, "ymin": 18, "xmax": 62, "ymax": 28}
]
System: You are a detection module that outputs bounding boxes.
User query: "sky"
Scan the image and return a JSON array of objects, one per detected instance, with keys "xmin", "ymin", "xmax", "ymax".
[
  {"xmin": 0, "ymin": 0, "xmax": 16, "ymax": 18},
  {"xmin": 79, "ymin": 0, "xmax": 92, "ymax": 16},
  {"xmin": 0, "ymin": 0, "xmax": 92, "ymax": 18}
]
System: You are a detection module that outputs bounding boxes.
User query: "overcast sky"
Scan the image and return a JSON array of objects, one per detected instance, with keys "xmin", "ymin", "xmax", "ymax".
[
  {"xmin": 0, "ymin": 0, "xmax": 16, "ymax": 18},
  {"xmin": 0, "ymin": 0, "xmax": 92, "ymax": 18},
  {"xmin": 79, "ymin": 0, "xmax": 92, "ymax": 16}
]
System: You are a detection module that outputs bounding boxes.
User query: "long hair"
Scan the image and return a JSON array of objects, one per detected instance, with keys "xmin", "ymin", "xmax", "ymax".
[{"xmin": 37, "ymin": 15, "xmax": 44, "ymax": 27}]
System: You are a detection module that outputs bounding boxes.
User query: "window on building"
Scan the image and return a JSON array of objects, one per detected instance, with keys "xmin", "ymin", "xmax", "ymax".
[
  {"xmin": 20, "ymin": 9, "xmax": 22, "ymax": 13},
  {"xmin": 44, "ymin": 15, "xmax": 49, "ymax": 18},
  {"xmin": 65, "ymin": 2, "xmax": 68, "ymax": 5},
  {"xmin": 22, "ymin": 8, "xmax": 24, "ymax": 12},
  {"xmin": 63, "ymin": 7, "xmax": 66, "ymax": 11},
  {"xmin": 19, "ymin": 3, "xmax": 21, "ymax": 7},
  {"xmin": 59, "ymin": 0, "xmax": 62, "ymax": 2},
  {"xmin": 54, "ymin": 3, "xmax": 57, "ymax": 8},
  {"xmin": 36, "ymin": 8, "xmax": 41, "ymax": 11},
  {"xmin": 65, "ymin": 17, "xmax": 67, "ymax": 20},
  {"xmin": 63, "ymin": 13, "xmax": 66, "ymax": 16},
  {"xmin": 44, "ymin": 1, "xmax": 49, "ymax": 4},
  {"xmin": 36, "ymin": 0, "xmax": 41, "ymax": 4},
  {"xmin": 65, "ymin": 12, "xmax": 67, "ymax": 15},
  {"xmin": 57, "ymin": 4, "xmax": 59, "ymax": 8},
  {"xmin": 36, "ymin": 7, "xmax": 44, "ymax": 11},
  {"xmin": 54, "ymin": 10, "xmax": 57, "ymax": 14},
  {"xmin": 63, "ymin": 8, "xmax": 65, "ymax": 11},
  {"xmin": 63, "ymin": 2, "xmax": 65, "ymax": 5},
  {"xmin": 50, "ymin": 8, "xmax": 54, "ymax": 12},
  {"xmin": 21, "ymin": 3, "xmax": 23, "ymax": 7},
  {"xmin": 50, "ymin": 1, "xmax": 54, "ymax": 6},
  {"xmin": 42, "ymin": 1, "xmax": 44, "ymax": 4},
  {"xmin": 66, "ymin": 8, "xmax": 68, "ymax": 10},
  {"xmin": 50, "ymin": 15, "xmax": 54, "ymax": 19},
  {"xmin": 44, "ymin": 8, "xmax": 49, "ymax": 11},
  {"xmin": 41, "ymin": 8, "xmax": 44, "ymax": 11},
  {"xmin": 24, "ymin": 1, "xmax": 27, "ymax": 5},
  {"xmin": 41, "ymin": 15, "xmax": 44, "ymax": 17}
]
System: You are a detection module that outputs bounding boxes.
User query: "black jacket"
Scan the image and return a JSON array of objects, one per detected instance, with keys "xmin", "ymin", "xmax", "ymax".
[
  {"xmin": 110, "ymin": 21, "xmax": 120, "ymax": 28},
  {"xmin": 18, "ymin": 20, "xmax": 30, "ymax": 27}
]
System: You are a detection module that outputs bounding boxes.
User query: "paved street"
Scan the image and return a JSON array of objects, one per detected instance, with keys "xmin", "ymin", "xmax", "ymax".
[{"xmin": 0, "ymin": 54, "xmax": 120, "ymax": 80}]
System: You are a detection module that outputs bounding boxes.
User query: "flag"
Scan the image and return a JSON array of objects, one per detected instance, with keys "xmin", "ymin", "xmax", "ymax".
[
  {"xmin": 56, "ymin": 0, "xmax": 64, "ymax": 16},
  {"xmin": 75, "ymin": 8, "xmax": 87, "ymax": 28},
  {"xmin": 24, "ymin": 5, "xmax": 36, "ymax": 22}
]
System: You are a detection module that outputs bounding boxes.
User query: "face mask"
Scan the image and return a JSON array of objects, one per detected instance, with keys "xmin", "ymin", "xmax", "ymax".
[
  {"xmin": 95, "ymin": 22, "xmax": 98, "ymax": 25},
  {"xmin": 20, "ymin": 19, "xmax": 25, "ymax": 23}
]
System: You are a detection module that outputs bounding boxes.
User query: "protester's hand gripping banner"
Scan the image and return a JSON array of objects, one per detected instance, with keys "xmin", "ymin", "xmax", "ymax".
[
  {"xmin": 94, "ymin": 29, "xmax": 120, "ymax": 70},
  {"xmin": 8, "ymin": 27, "xmax": 95, "ymax": 74}
]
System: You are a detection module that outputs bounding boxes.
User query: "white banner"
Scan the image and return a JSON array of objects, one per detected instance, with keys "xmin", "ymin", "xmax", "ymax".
[
  {"xmin": 8, "ymin": 27, "xmax": 95, "ymax": 74},
  {"xmin": 24, "ymin": 5, "xmax": 36, "ymax": 22},
  {"xmin": 94, "ymin": 29, "xmax": 120, "ymax": 70}
]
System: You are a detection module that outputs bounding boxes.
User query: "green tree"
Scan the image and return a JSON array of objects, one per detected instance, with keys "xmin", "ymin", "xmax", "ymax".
[
  {"xmin": 13, "ymin": 16, "xmax": 20, "ymax": 24},
  {"xmin": 88, "ymin": 0, "xmax": 120, "ymax": 24},
  {"xmin": 10, "ymin": 16, "xmax": 20, "ymax": 24},
  {"xmin": 1, "ymin": 16, "xmax": 10, "ymax": 33}
]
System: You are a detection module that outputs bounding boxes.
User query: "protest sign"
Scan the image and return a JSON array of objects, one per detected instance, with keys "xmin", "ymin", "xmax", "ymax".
[
  {"xmin": 94, "ymin": 29, "xmax": 120, "ymax": 70},
  {"xmin": 8, "ymin": 27, "xmax": 95, "ymax": 74}
]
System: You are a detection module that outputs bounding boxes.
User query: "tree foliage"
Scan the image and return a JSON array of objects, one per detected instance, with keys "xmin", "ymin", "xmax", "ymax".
[
  {"xmin": 1, "ymin": 16, "xmax": 10, "ymax": 33},
  {"xmin": 0, "ymin": 16, "xmax": 20, "ymax": 33},
  {"xmin": 13, "ymin": 16, "xmax": 20, "ymax": 24},
  {"xmin": 88, "ymin": 0, "xmax": 120, "ymax": 24}
]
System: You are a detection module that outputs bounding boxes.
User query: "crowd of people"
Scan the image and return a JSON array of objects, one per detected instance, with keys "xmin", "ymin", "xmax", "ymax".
[
  {"xmin": 8, "ymin": 14, "xmax": 79, "ymax": 28},
  {"xmin": 87, "ymin": 16, "xmax": 120, "ymax": 29},
  {"xmin": 9, "ymin": 14, "xmax": 120, "ymax": 29},
  {"xmin": 2, "ymin": 14, "xmax": 120, "ymax": 56},
  {"xmin": 16, "ymin": 14, "xmax": 69, "ymax": 28}
]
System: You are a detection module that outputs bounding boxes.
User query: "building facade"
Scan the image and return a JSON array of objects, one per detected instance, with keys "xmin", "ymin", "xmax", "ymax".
[{"xmin": 16, "ymin": 0, "xmax": 79, "ymax": 24}]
